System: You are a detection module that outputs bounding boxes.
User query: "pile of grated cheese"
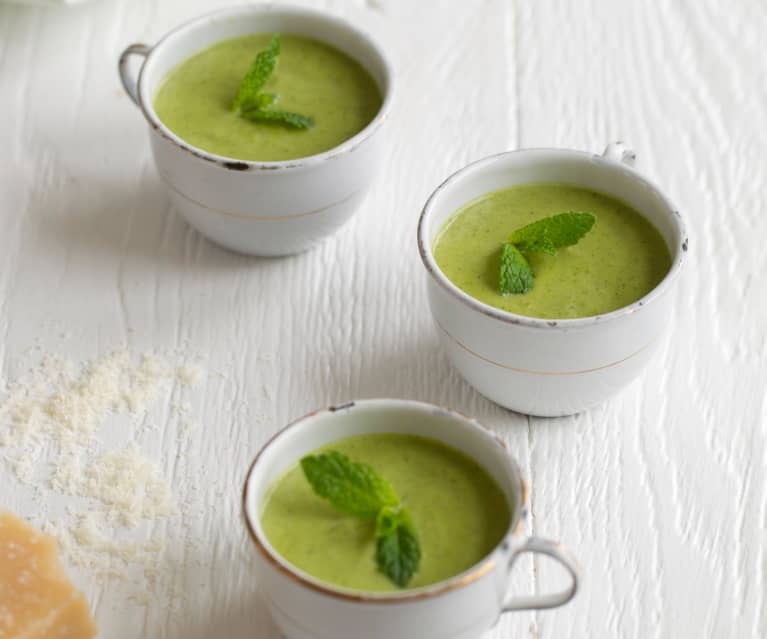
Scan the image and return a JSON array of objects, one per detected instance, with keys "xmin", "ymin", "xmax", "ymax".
[{"xmin": 0, "ymin": 347, "xmax": 205, "ymax": 603}]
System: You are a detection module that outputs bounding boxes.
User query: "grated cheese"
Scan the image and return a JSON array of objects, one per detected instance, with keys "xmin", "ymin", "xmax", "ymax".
[
  {"xmin": 83, "ymin": 443, "xmax": 177, "ymax": 527},
  {"xmin": 175, "ymin": 363, "xmax": 204, "ymax": 387}
]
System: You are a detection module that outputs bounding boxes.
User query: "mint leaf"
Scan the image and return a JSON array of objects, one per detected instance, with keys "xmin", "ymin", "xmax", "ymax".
[
  {"xmin": 499, "ymin": 242, "xmax": 534, "ymax": 295},
  {"xmin": 375, "ymin": 506, "xmax": 421, "ymax": 587},
  {"xmin": 300, "ymin": 451, "xmax": 399, "ymax": 519},
  {"xmin": 509, "ymin": 212, "xmax": 596, "ymax": 256},
  {"xmin": 241, "ymin": 108, "xmax": 314, "ymax": 130},
  {"xmin": 232, "ymin": 35, "xmax": 280, "ymax": 112}
]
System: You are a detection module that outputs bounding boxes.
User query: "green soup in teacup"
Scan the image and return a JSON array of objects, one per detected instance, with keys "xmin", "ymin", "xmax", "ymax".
[
  {"xmin": 433, "ymin": 183, "xmax": 671, "ymax": 319},
  {"xmin": 154, "ymin": 34, "xmax": 382, "ymax": 162},
  {"xmin": 260, "ymin": 433, "xmax": 511, "ymax": 592}
]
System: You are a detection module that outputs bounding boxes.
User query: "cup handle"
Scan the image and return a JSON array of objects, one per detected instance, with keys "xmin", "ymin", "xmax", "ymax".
[
  {"xmin": 602, "ymin": 141, "xmax": 636, "ymax": 167},
  {"xmin": 118, "ymin": 43, "xmax": 151, "ymax": 106},
  {"xmin": 502, "ymin": 536, "xmax": 580, "ymax": 612}
]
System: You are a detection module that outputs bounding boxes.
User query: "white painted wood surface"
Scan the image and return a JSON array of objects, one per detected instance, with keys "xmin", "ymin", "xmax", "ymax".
[{"xmin": 1, "ymin": 0, "xmax": 765, "ymax": 637}]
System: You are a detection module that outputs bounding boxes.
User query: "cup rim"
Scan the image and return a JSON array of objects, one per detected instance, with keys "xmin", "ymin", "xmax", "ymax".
[
  {"xmin": 242, "ymin": 398, "xmax": 528, "ymax": 603},
  {"xmin": 134, "ymin": 3, "xmax": 394, "ymax": 171},
  {"xmin": 417, "ymin": 147, "xmax": 688, "ymax": 330}
]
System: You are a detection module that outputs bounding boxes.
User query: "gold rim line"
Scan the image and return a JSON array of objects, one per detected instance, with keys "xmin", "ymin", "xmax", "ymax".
[
  {"xmin": 157, "ymin": 171, "xmax": 362, "ymax": 220},
  {"xmin": 434, "ymin": 318, "xmax": 657, "ymax": 376}
]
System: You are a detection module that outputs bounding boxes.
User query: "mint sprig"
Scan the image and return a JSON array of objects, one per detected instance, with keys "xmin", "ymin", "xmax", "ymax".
[
  {"xmin": 499, "ymin": 211, "xmax": 596, "ymax": 295},
  {"xmin": 301, "ymin": 451, "xmax": 421, "ymax": 588},
  {"xmin": 232, "ymin": 34, "xmax": 314, "ymax": 130}
]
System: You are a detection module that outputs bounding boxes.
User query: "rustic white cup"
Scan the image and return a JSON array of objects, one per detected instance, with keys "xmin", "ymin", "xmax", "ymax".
[
  {"xmin": 118, "ymin": 4, "xmax": 393, "ymax": 256},
  {"xmin": 417, "ymin": 143, "xmax": 687, "ymax": 417},
  {"xmin": 243, "ymin": 399, "xmax": 579, "ymax": 639}
]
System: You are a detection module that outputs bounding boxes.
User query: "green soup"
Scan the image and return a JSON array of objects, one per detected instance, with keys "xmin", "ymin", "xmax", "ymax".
[
  {"xmin": 153, "ymin": 34, "xmax": 382, "ymax": 162},
  {"xmin": 433, "ymin": 183, "xmax": 672, "ymax": 319},
  {"xmin": 260, "ymin": 433, "xmax": 511, "ymax": 592}
]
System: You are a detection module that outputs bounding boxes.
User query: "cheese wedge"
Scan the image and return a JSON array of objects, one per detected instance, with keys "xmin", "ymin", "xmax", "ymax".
[{"xmin": 0, "ymin": 512, "xmax": 97, "ymax": 639}]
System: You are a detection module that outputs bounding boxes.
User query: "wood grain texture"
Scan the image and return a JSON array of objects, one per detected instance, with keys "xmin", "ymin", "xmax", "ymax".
[{"xmin": 0, "ymin": 0, "xmax": 764, "ymax": 637}]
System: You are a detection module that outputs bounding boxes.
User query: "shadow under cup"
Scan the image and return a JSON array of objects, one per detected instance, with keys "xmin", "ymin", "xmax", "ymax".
[{"xmin": 417, "ymin": 147, "xmax": 687, "ymax": 417}]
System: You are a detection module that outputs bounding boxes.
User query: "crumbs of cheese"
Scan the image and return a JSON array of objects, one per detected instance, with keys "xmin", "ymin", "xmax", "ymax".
[
  {"xmin": 68, "ymin": 514, "xmax": 164, "ymax": 566},
  {"xmin": 84, "ymin": 443, "xmax": 177, "ymax": 527},
  {"xmin": 175, "ymin": 363, "xmax": 204, "ymax": 387},
  {"xmin": 0, "ymin": 512, "xmax": 97, "ymax": 639},
  {"xmin": 1, "ymin": 349, "xmax": 198, "ymax": 522},
  {"xmin": 42, "ymin": 351, "xmax": 176, "ymax": 437}
]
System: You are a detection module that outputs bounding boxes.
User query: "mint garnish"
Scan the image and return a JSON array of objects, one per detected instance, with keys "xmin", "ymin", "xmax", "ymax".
[
  {"xmin": 499, "ymin": 211, "xmax": 596, "ymax": 295},
  {"xmin": 301, "ymin": 451, "xmax": 421, "ymax": 587},
  {"xmin": 510, "ymin": 212, "xmax": 596, "ymax": 256},
  {"xmin": 232, "ymin": 34, "xmax": 314, "ymax": 130},
  {"xmin": 375, "ymin": 505, "xmax": 421, "ymax": 588},
  {"xmin": 300, "ymin": 451, "xmax": 399, "ymax": 519},
  {"xmin": 231, "ymin": 35, "xmax": 280, "ymax": 112},
  {"xmin": 499, "ymin": 243, "xmax": 534, "ymax": 295}
]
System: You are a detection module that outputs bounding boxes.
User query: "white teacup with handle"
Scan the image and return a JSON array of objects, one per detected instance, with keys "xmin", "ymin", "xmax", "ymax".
[
  {"xmin": 243, "ymin": 399, "xmax": 579, "ymax": 639},
  {"xmin": 118, "ymin": 4, "xmax": 393, "ymax": 256},
  {"xmin": 417, "ymin": 143, "xmax": 687, "ymax": 417}
]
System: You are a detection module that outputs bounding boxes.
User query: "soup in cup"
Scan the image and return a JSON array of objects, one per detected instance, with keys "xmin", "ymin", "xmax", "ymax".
[
  {"xmin": 417, "ymin": 143, "xmax": 687, "ymax": 417},
  {"xmin": 243, "ymin": 399, "xmax": 579, "ymax": 639},
  {"xmin": 118, "ymin": 4, "xmax": 393, "ymax": 256}
]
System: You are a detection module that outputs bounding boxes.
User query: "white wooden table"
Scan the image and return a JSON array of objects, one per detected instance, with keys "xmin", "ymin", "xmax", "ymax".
[{"xmin": 1, "ymin": 0, "xmax": 765, "ymax": 637}]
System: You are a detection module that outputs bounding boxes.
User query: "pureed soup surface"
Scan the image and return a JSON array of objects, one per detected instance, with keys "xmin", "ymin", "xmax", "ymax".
[
  {"xmin": 433, "ymin": 183, "xmax": 672, "ymax": 319},
  {"xmin": 260, "ymin": 433, "xmax": 511, "ymax": 592},
  {"xmin": 154, "ymin": 34, "xmax": 382, "ymax": 162}
]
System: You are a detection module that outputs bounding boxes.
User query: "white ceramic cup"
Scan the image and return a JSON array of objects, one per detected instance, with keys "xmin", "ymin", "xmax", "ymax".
[
  {"xmin": 243, "ymin": 399, "xmax": 579, "ymax": 639},
  {"xmin": 118, "ymin": 4, "xmax": 393, "ymax": 256},
  {"xmin": 417, "ymin": 143, "xmax": 687, "ymax": 417}
]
